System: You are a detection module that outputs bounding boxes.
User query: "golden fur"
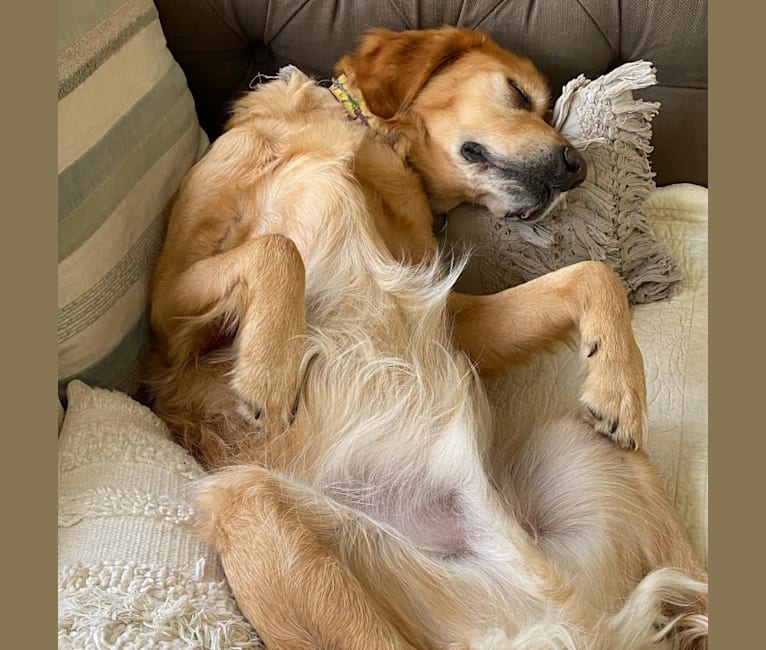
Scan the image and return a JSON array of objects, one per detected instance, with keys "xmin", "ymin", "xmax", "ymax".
[{"xmin": 146, "ymin": 27, "xmax": 707, "ymax": 649}]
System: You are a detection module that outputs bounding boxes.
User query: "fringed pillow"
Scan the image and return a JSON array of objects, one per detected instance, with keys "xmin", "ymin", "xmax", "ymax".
[
  {"xmin": 445, "ymin": 61, "xmax": 681, "ymax": 305},
  {"xmin": 58, "ymin": 381, "xmax": 263, "ymax": 649}
]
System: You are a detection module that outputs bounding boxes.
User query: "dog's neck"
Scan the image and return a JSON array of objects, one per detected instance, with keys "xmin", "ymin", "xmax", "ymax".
[
  {"xmin": 327, "ymin": 73, "xmax": 415, "ymax": 147},
  {"xmin": 328, "ymin": 73, "xmax": 455, "ymax": 228}
]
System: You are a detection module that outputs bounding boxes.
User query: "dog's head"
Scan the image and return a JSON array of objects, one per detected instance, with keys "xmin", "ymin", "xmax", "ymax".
[{"xmin": 336, "ymin": 27, "xmax": 586, "ymax": 222}]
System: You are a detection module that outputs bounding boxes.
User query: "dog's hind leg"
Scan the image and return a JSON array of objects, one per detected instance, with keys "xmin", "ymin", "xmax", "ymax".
[
  {"xmin": 150, "ymin": 234, "xmax": 306, "ymax": 434},
  {"xmin": 194, "ymin": 465, "xmax": 513, "ymax": 650},
  {"xmin": 501, "ymin": 413, "xmax": 707, "ymax": 648}
]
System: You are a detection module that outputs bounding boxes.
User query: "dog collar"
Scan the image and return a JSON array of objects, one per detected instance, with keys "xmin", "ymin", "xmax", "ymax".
[
  {"xmin": 328, "ymin": 74, "xmax": 447, "ymax": 236},
  {"xmin": 329, "ymin": 74, "xmax": 375, "ymax": 127}
]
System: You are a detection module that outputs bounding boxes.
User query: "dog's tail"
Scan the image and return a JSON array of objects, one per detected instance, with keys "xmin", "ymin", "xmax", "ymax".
[{"xmin": 602, "ymin": 567, "xmax": 708, "ymax": 649}]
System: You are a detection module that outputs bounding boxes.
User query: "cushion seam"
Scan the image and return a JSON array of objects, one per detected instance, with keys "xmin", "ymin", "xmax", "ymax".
[
  {"xmin": 202, "ymin": 0, "xmax": 248, "ymax": 44},
  {"xmin": 574, "ymin": 0, "xmax": 618, "ymax": 54}
]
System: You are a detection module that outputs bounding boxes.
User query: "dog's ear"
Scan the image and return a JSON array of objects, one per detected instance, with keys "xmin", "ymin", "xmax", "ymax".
[{"xmin": 335, "ymin": 27, "xmax": 486, "ymax": 120}]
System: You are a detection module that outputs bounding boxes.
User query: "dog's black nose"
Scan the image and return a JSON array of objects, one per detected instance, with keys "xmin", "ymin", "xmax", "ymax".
[
  {"xmin": 553, "ymin": 145, "xmax": 587, "ymax": 191},
  {"xmin": 563, "ymin": 146, "xmax": 584, "ymax": 174}
]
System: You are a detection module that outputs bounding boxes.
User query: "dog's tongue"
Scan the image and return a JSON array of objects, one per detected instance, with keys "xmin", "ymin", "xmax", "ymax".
[
  {"xmin": 519, "ymin": 206, "xmax": 539, "ymax": 221},
  {"xmin": 504, "ymin": 206, "xmax": 542, "ymax": 221}
]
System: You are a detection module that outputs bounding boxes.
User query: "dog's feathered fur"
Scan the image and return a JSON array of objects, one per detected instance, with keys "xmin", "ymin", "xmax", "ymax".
[{"xmin": 146, "ymin": 27, "xmax": 707, "ymax": 649}]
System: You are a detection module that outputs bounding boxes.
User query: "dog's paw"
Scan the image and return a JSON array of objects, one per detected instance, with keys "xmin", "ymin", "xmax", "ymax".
[
  {"xmin": 231, "ymin": 367, "xmax": 299, "ymax": 433},
  {"xmin": 235, "ymin": 392, "xmax": 300, "ymax": 431},
  {"xmin": 579, "ymin": 335, "xmax": 647, "ymax": 450}
]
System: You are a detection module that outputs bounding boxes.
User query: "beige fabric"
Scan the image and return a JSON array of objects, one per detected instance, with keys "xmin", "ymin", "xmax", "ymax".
[
  {"xmin": 57, "ymin": 381, "xmax": 262, "ymax": 648},
  {"xmin": 632, "ymin": 184, "xmax": 708, "ymax": 564}
]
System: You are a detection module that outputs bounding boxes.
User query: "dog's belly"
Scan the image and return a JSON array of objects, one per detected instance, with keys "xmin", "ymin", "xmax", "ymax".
[
  {"xmin": 376, "ymin": 485, "xmax": 473, "ymax": 557},
  {"xmin": 271, "ymin": 199, "xmax": 500, "ymax": 557},
  {"xmin": 296, "ymin": 327, "xmax": 492, "ymax": 557}
]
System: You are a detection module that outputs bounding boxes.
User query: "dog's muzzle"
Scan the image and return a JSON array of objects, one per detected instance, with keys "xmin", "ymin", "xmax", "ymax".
[{"xmin": 498, "ymin": 145, "xmax": 587, "ymax": 222}]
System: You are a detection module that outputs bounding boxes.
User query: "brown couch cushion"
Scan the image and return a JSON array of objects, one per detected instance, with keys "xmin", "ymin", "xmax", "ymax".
[{"xmin": 155, "ymin": 0, "xmax": 707, "ymax": 185}]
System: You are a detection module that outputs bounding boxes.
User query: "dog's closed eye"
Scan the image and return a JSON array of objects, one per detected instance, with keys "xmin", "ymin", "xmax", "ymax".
[
  {"xmin": 461, "ymin": 141, "xmax": 490, "ymax": 164},
  {"xmin": 507, "ymin": 78, "xmax": 532, "ymax": 110}
]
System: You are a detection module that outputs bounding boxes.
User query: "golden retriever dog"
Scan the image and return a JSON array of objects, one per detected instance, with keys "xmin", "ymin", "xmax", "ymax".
[{"xmin": 146, "ymin": 27, "xmax": 708, "ymax": 649}]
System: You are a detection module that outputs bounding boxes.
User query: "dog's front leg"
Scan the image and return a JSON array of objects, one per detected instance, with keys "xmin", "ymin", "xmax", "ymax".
[
  {"xmin": 152, "ymin": 234, "xmax": 306, "ymax": 432},
  {"xmin": 227, "ymin": 235, "xmax": 306, "ymax": 431},
  {"xmin": 449, "ymin": 261, "xmax": 646, "ymax": 449}
]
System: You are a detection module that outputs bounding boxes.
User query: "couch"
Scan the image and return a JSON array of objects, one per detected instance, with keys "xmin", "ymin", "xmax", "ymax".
[{"xmin": 58, "ymin": 0, "xmax": 707, "ymax": 646}]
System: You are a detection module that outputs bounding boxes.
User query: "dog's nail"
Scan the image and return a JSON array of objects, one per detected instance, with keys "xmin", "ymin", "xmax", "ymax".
[
  {"xmin": 630, "ymin": 439, "xmax": 637, "ymax": 451},
  {"xmin": 586, "ymin": 340, "xmax": 599, "ymax": 358},
  {"xmin": 586, "ymin": 405, "xmax": 602, "ymax": 421},
  {"xmin": 609, "ymin": 418, "xmax": 619, "ymax": 435}
]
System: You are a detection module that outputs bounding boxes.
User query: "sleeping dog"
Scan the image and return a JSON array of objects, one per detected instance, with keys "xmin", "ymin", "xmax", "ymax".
[{"xmin": 147, "ymin": 27, "xmax": 707, "ymax": 649}]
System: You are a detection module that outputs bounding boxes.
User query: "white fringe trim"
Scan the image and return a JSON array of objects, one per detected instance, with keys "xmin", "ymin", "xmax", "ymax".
[{"xmin": 58, "ymin": 562, "xmax": 264, "ymax": 649}]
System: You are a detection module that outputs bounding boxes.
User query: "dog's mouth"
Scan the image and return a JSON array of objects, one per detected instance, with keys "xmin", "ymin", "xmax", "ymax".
[
  {"xmin": 500, "ymin": 185, "xmax": 567, "ymax": 223},
  {"xmin": 504, "ymin": 204, "xmax": 547, "ymax": 222},
  {"xmin": 459, "ymin": 143, "xmax": 584, "ymax": 224}
]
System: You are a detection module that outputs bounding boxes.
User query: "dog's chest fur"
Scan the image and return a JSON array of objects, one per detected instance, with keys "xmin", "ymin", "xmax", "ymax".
[
  {"xmin": 250, "ymin": 139, "xmax": 498, "ymax": 551},
  {"xmin": 221, "ymin": 75, "xmax": 498, "ymax": 554},
  {"xmin": 294, "ymin": 222, "xmax": 495, "ymax": 549}
]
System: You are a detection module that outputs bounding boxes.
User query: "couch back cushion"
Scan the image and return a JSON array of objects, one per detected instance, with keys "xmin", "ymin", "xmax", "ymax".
[
  {"xmin": 58, "ymin": 0, "xmax": 208, "ymax": 402},
  {"xmin": 155, "ymin": 0, "xmax": 707, "ymax": 186}
]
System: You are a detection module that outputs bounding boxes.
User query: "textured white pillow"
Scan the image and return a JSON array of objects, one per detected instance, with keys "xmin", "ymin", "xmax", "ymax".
[{"xmin": 57, "ymin": 380, "xmax": 263, "ymax": 649}]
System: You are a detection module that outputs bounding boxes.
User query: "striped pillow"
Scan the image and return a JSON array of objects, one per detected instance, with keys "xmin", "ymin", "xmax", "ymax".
[{"xmin": 58, "ymin": 0, "xmax": 208, "ymax": 402}]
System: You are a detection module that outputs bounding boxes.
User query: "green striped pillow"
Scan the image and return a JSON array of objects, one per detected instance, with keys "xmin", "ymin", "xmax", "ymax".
[{"xmin": 58, "ymin": 0, "xmax": 208, "ymax": 402}]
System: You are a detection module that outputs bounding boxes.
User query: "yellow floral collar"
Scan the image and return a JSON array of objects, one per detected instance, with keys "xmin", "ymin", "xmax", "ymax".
[{"xmin": 329, "ymin": 74, "xmax": 375, "ymax": 127}]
